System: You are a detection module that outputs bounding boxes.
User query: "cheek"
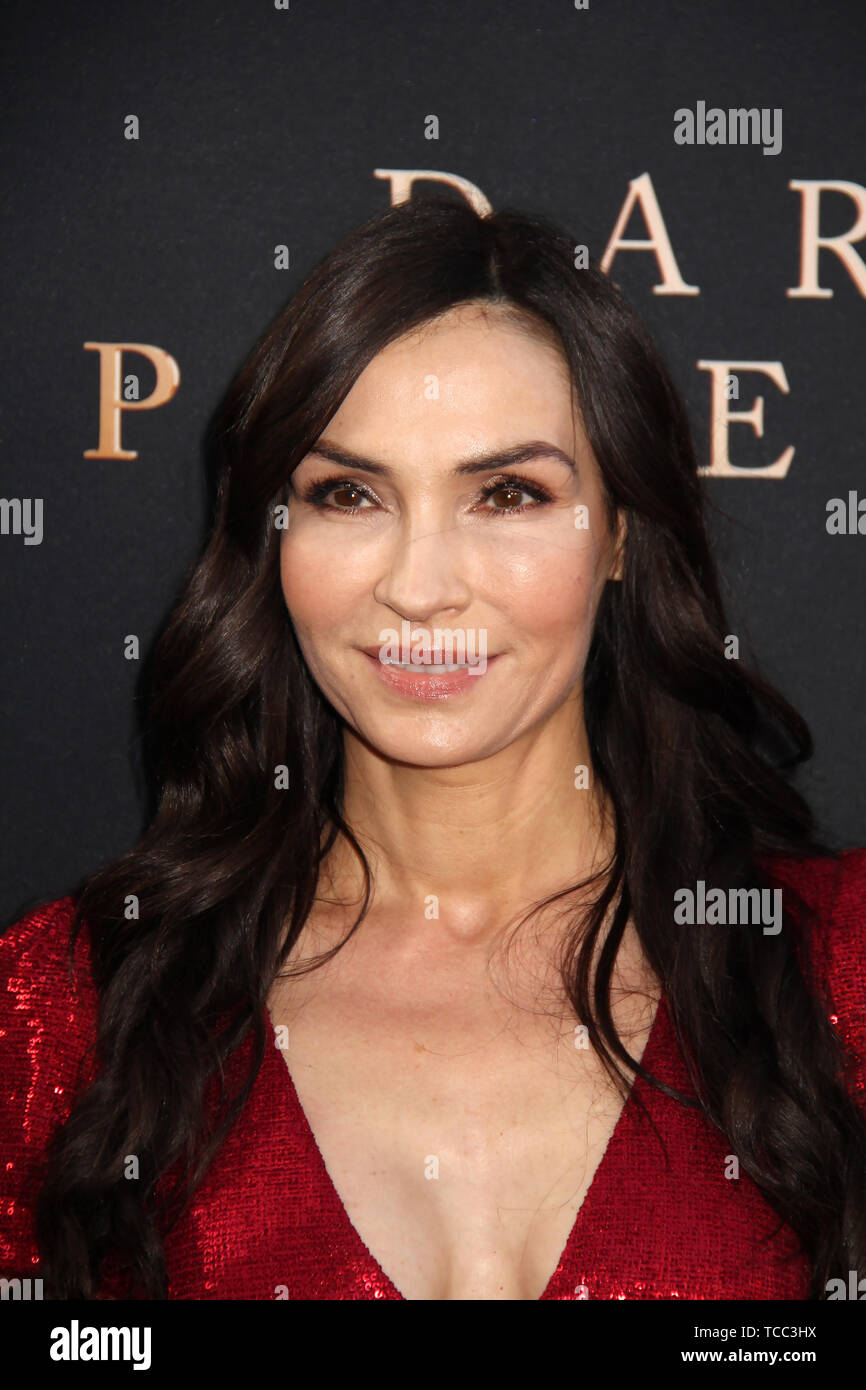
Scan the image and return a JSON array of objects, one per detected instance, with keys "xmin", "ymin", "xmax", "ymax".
[
  {"xmin": 493, "ymin": 538, "xmax": 605, "ymax": 639},
  {"xmin": 279, "ymin": 530, "xmax": 370, "ymax": 626}
]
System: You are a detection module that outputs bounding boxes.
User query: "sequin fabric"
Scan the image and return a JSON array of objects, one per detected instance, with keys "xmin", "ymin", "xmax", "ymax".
[{"xmin": 1, "ymin": 850, "xmax": 864, "ymax": 1300}]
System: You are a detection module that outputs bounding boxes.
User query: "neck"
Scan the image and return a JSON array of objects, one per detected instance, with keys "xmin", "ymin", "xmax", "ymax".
[{"xmin": 318, "ymin": 698, "xmax": 615, "ymax": 947}]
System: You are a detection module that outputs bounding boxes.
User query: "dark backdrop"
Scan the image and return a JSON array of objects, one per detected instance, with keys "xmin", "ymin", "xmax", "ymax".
[{"xmin": 2, "ymin": 0, "xmax": 864, "ymax": 929}]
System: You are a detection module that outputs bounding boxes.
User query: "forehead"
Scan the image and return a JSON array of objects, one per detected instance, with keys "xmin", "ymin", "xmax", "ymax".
[{"xmin": 328, "ymin": 302, "xmax": 580, "ymax": 444}]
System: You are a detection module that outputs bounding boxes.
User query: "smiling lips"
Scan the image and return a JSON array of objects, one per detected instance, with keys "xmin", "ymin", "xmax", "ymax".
[{"xmin": 359, "ymin": 647, "xmax": 499, "ymax": 701}]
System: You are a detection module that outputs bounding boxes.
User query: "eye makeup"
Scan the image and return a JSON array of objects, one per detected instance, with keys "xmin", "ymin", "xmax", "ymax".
[{"xmin": 295, "ymin": 471, "xmax": 557, "ymax": 518}]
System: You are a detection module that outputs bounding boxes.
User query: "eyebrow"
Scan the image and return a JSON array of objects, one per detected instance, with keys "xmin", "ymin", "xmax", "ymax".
[{"xmin": 305, "ymin": 438, "xmax": 577, "ymax": 477}]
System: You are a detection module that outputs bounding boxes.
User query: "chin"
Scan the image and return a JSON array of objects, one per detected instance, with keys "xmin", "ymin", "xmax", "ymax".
[{"xmin": 352, "ymin": 722, "xmax": 504, "ymax": 768}]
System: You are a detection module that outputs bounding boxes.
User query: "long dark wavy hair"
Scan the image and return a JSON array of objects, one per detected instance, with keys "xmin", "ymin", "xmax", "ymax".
[{"xmin": 35, "ymin": 197, "xmax": 866, "ymax": 1299}]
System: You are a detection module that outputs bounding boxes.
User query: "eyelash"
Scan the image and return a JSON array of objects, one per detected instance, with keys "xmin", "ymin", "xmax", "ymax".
[{"xmin": 296, "ymin": 473, "xmax": 555, "ymax": 517}]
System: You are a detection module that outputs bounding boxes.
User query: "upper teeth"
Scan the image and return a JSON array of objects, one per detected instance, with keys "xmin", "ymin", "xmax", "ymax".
[{"xmin": 383, "ymin": 659, "xmax": 469, "ymax": 672}]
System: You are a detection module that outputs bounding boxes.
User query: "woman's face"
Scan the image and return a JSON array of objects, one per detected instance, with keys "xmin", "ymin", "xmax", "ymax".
[{"xmin": 280, "ymin": 302, "xmax": 623, "ymax": 767}]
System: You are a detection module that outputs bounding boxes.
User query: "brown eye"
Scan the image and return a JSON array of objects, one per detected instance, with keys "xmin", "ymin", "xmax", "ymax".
[
  {"xmin": 487, "ymin": 485, "xmax": 527, "ymax": 509},
  {"xmin": 477, "ymin": 477, "xmax": 552, "ymax": 513},
  {"xmin": 331, "ymin": 485, "xmax": 366, "ymax": 509},
  {"xmin": 300, "ymin": 476, "xmax": 379, "ymax": 512}
]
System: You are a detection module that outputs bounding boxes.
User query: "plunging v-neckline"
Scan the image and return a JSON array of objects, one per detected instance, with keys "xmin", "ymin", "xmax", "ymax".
[{"xmin": 264, "ymin": 991, "xmax": 668, "ymax": 1300}]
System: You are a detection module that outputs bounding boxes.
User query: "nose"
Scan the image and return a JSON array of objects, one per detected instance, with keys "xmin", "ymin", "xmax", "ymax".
[{"xmin": 372, "ymin": 516, "xmax": 473, "ymax": 623}]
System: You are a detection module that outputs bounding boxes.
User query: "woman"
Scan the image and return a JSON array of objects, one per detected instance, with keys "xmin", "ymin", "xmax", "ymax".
[{"xmin": 1, "ymin": 198, "xmax": 864, "ymax": 1301}]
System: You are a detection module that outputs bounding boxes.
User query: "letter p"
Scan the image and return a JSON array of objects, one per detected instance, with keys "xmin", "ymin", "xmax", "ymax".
[{"xmin": 84, "ymin": 341, "xmax": 181, "ymax": 459}]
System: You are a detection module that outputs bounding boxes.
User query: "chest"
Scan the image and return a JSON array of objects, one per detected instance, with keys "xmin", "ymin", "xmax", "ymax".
[{"xmin": 265, "ymin": 949, "xmax": 657, "ymax": 1300}]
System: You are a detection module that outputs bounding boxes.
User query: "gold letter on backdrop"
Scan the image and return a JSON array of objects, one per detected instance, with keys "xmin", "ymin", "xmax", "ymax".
[
  {"xmin": 697, "ymin": 360, "xmax": 794, "ymax": 478},
  {"xmin": 601, "ymin": 173, "xmax": 699, "ymax": 295},
  {"xmin": 83, "ymin": 342, "xmax": 181, "ymax": 460},
  {"xmin": 787, "ymin": 179, "xmax": 866, "ymax": 298},
  {"xmin": 373, "ymin": 168, "xmax": 493, "ymax": 215}
]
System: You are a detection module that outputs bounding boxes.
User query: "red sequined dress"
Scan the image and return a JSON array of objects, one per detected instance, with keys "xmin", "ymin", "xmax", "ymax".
[{"xmin": 1, "ymin": 850, "xmax": 865, "ymax": 1300}]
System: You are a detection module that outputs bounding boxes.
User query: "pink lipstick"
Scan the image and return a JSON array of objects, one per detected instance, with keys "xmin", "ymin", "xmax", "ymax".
[{"xmin": 361, "ymin": 650, "xmax": 498, "ymax": 701}]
